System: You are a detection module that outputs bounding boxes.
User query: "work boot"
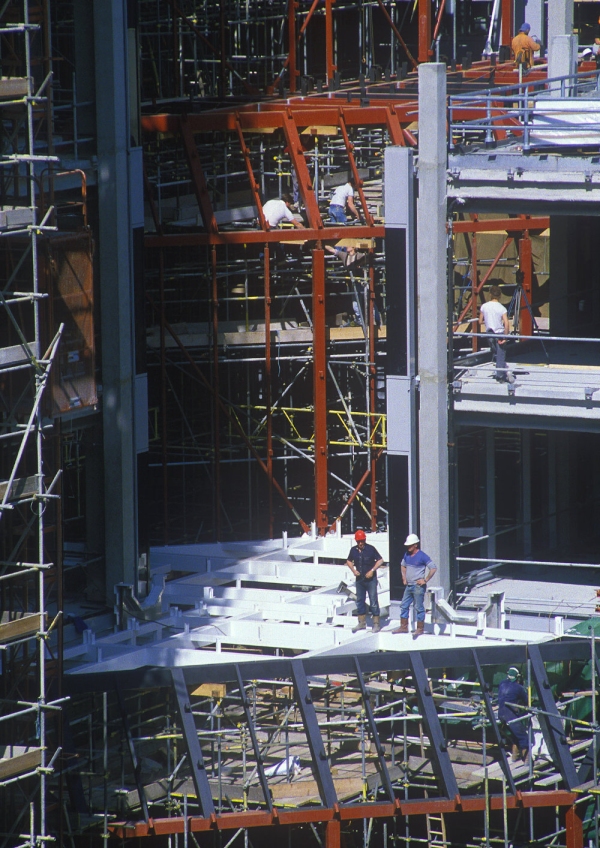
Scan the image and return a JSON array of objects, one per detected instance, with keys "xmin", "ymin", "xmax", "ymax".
[
  {"xmin": 520, "ymin": 749, "xmax": 529, "ymax": 764},
  {"xmin": 352, "ymin": 615, "xmax": 367, "ymax": 633},
  {"xmin": 372, "ymin": 616, "xmax": 381, "ymax": 633},
  {"xmin": 414, "ymin": 620, "xmax": 425, "ymax": 637},
  {"xmin": 392, "ymin": 618, "xmax": 409, "ymax": 634}
]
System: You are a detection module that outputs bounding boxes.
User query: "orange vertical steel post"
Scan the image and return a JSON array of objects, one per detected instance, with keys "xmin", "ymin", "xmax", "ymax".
[
  {"xmin": 264, "ymin": 247, "xmax": 274, "ymax": 538},
  {"xmin": 369, "ymin": 260, "xmax": 378, "ymax": 531},
  {"xmin": 501, "ymin": 0, "xmax": 513, "ymax": 47},
  {"xmin": 313, "ymin": 247, "xmax": 329, "ymax": 533},
  {"xmin": 326, "ymin": 0, "xmax": 336, "ymax": 84},
  {"xmin": 518, "ymin": 234, "xmax": 533, "ymax": 336},
  {"xmin": 325, "ymin": 819, "xmax": 341, "ymax": 848},
  {"xmin": 418, "ymin": 0, "xmax": 432, "ymax": 63},
  {"xmin": 288, "ymin": 0, "xmax": 297, "ymax": 93},
  {"xmin": 565, "ymin": 805, "xmax": 583, "ymax": 848},
  {"xmin": 211, "ymin": 244, "xmax": 221, "ymax": 540}
]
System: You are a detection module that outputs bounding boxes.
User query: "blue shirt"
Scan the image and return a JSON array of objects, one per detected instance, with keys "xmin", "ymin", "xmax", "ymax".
[
  {"xmin": 348, "ymin": 543, "xmax": 382, "ymax": 579},
  {"xmin": 498, "ymin": 678, "xmax": 527, "ymax": 723},
  {"xmin": 402, "ymin": 549, "xmax": 434, "ymax": 584}
]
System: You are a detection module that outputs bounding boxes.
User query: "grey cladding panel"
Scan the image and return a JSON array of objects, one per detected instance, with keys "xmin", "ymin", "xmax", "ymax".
[{"xmin": 387, "ymin": 375, "xmax": 413, "ymax": 455}]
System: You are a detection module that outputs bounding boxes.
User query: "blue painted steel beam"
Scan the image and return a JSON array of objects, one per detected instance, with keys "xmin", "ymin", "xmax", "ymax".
[
  {"xmin": 408, "ymin": 651, "xmax": 459, "ymax": 800},
  {"xmin": 528, "ymin": 644, "xmax": 579, "ymax": 790},
  {"xmin": 353, "ymin": 656, "xmax": 395, "ymax": 801},
  {"xmin": 235, "ymin": 664, "xmax": 273, "ymax": 812},
  {"xmin": 171, "ymin": 667, "xmax": 216, "ymax": 817},
  {"xmin": 471, "ymin": 648, "xmax": 516, "ymax": 794},
  {"xmin": 115, "ymin": 682, "xmax": 149, "ymax": 822},
  {"xmin": 290, "ymin": 658, "xmax": 338, "ymax": 808}
]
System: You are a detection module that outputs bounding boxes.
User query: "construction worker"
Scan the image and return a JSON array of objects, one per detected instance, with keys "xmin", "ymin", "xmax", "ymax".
[
  {"xmin": 346, "ymin": 529, "xmax": 385, "ymax": 633},
  {"xmin": 511, "ymin": 23, "xmax": 541, "ymax": 70},
  {"xmin": 262, "ymin": 193, "xmax": 305, "ymax": 230},
  {"xmin": 393, "ymin": 534, "xmax": 436, "ymax": 636},
  {"xmin": 497, "ymin": 667, "xmax": 530, "ymax": 761},
  {"xmin": 480, "ymin": 284, "xmax": 514, "ymax": 383}
]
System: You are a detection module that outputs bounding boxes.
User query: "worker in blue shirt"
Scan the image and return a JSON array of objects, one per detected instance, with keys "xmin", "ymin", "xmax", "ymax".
[
  {"xmin": 346, "ymin": 529, "xmax": 385, "ymax": 633},
  {"xmin": 393, "ymin": 534, "xmax": 436, "ymax": 636},
  {"xmin": 498, "ymin": 667, "xmax": 530, "ymax": 761}
]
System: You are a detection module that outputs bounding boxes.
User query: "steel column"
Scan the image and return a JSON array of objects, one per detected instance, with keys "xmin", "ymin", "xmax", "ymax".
[
  {"xmin": 408, "ymin": 651, "xmax": 460, "ymax": 800},
  {"xmin": 234, "ymin": 665, "xmax": 273, "ymax": 812},
  {"xmin": 325, "ymin": 0, "xmax": 335, "ymax": 84},
  {"xmin": 528, "ymin": 644, "xmax": 579, "ymax": 790},
  {"xmin": 418, "ymin": 0, "xmax": 432, "ymax": 63},
  {"xmin": 313, "ymin": 247, "xmax": 328, "ymax": 533},
  {"xmin": 354, "ymin": 657, "xmax": 395, "ymax": 800},
  {"xmin": 325, "ymin": 818, "xmax": 341, "ymax": 848},
  {"xmin": 501, "ymin": 0, "xmax": 513, "ymax": 47},
  {"xmin": 265, "ymin": 247, "xmax": 274, "ymax": 537},
  {"xmin": 565, "ymin": 805, "xmax": 584, "ymax": 848},
  {"xmin": 290, "ymin": 659, "xmax": 338, "ymax": 808},
  {"xmin": 471, "ymin": 649, "xmax": 516, "ymax": 793},
  {"xmin": 211, "ymin": 244, "xmax": 221, "ymax": 540},
  {"xmin": 115, "ymin": 683, "xmax": 149, "ymax": 822},
  {"xmin": 518, "ymin": 234, "xmax": 533, "ymax": 336},
  {"xmin": 171, "ymin": 667, "xmax": 216, "ymax": 818},
  {"xmin": 288, "ymin": 0, "xmax": 297, "ymax": 93}
]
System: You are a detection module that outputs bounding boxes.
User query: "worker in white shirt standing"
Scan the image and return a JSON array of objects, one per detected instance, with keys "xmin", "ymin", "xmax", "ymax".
[
  {"xmin": 480, "ymin": 284, "xmax": 514, "ymax": 383},
  {"xmin": 329, "ymin": 177, "xmax": 361, "ymax": 224}
]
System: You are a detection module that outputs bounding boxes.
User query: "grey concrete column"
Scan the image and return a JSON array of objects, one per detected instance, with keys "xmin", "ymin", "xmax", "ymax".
[
  {"xmin": 547, "ymin": 0, "xmax": 574, "ymax": 57},
  {"xmin": 524, "ymin": 0, "xmax": 545, "ymax": 53},
  {"xmin": 94, "ymin": 2, "xmax": 138, "ymax": 597},
  {"xmin": 486, "ymin": 429, "xmax": 496, "ymax": 562},
  {"xmin": 417, "ymin": 64, "xmax": 450, "ymax": 596},
  {"xmin": 548, "ymin": 35, "xmax": 578, "ymax": 86}
]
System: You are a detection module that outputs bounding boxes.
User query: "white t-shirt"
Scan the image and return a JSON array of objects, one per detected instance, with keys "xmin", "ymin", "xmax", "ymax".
[
  {"xmin": 330, "ymin": 182, "xmax": 354, "ymax": 207},
  {"xmin": 481, "ymin": 300, "xmax": 507, "ymax": 334},
  {"xmin": 262, "ymin": 199, "xmax": 294, "ymax": 227}
]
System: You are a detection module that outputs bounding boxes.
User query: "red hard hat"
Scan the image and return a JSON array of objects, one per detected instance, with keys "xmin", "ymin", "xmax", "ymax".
[{"xmin": 354, "ymin": 530, "xmax": 367, "ymax": 541}]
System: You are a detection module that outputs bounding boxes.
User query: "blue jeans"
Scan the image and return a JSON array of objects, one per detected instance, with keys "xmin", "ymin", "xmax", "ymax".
[
  {"xmin": 400, "ymin": 583, "xmax": 426, "ymax": 621},
  {"xmin": 355, "ymin": 576, "xmax": 379, "ymax": 616},
  {"xmin": 488, "ymin": 334, "xmax": 507, "ymax": 379},
  {"xmin": 329, "ymin": 204, "xmax": 347, "ymax": 224}
]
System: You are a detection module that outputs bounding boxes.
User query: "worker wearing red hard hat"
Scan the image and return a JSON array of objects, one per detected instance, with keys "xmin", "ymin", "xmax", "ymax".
[{"xmin": 345, "ymin": 529, "xmax": 385, "ymax": 633}]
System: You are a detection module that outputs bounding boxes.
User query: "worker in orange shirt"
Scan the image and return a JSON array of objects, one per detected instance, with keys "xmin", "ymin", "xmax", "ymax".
[{"xmin": 512, "ymin": 23, "xmax": 541, "ymax": 69}]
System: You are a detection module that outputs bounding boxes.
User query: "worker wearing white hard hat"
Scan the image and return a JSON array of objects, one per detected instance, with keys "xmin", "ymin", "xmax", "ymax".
[{"xmin": 392, "ymin": 534, "xmax": 436, "ymax": 636}]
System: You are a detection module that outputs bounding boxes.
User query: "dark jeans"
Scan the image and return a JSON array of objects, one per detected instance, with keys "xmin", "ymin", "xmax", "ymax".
[
  {"xmin": 488, "ymin": 334, "xmax": 507, "ymax": 379},
  {"xmin": 355, "ymin": 576, "xmax": 379, "ymax": 616},
  {"xmin": 400, "ymin": 583, "xmax": 426, "ymax": 621}
]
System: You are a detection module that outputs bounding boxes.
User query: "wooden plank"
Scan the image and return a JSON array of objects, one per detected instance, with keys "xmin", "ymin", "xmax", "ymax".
[
  {"xmin": 0, "ymin": 475, "xmax": 39, "ymax": 502},
  {"xmin": 0, "ymin": 77, "xmax": 29, "ymax": 99},
  {"xmin": 0, "ymin": 613, "xmax": 44, "ymax": 644},
  {"xmin": 0, "ymin": 746, "xmax": 42, "ymax": 780}
]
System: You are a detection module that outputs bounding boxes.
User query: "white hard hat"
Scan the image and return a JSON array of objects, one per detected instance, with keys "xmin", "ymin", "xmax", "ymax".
[{"xmin": 404, "ymin": 533, "xmax": 420, "ymax": 546}]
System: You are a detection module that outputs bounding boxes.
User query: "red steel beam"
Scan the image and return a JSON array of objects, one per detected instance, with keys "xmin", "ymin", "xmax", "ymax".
[
  {"xmin": 418, "ymin": 0, "xmax": 432, "ymax": 63},
  {"xmin": 288, "ymin": 0, "xmax": 298, "ymax": 93},
  {"xmin": 326, "ymin": 818, "xmax": 341, "ymax": 848},
  {"xmin": 338, "ymin": 112, "xmax": 374, "ymax": 226},
  {"xmin": 325, "ymin": 0, "xmax": 335, "ymax": 83},
  {"xmin": 453, "ymin": 217, "xmax": 549, "ymax": 233},
  {"xmin": 312, "ymin": 247, "xmax": 329, "ymax": 533},
  {"xmin": 518, "ymin": 234, "xmax": 533, "ymax": 336},
  {"xmin": 234, "ymin": 115, "xmax": 266, "ymax": 230},
  {"xmin": 145, "ymin": 225, "xmax": 384, "ymax": 248},
  {"xmin": 282, "ymin": 109, "xmax": 323, "ymax": 229},
  {"xmin": 454, "ymin": 236, "xmax": 512, "ymax": 328},
  {"xmin": 110, "ymin": 791, "xmax": 579, "ymax": 838},
  {"xmin": 179, "ymin": 114, "xmax": 219, "ymax": 234},
  {"xmin": 501, "ymin": 0, "xmax": 513, "ymax": 47}
]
